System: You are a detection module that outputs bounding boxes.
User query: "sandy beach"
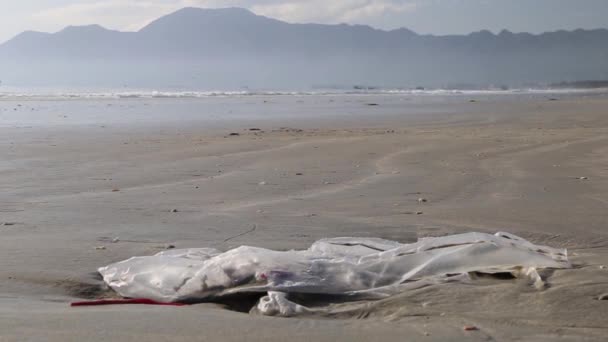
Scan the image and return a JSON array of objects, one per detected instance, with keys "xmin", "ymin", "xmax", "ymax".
[{"xmin": 1, "ymin": 94, "xmax": 607, "ymax": 341}]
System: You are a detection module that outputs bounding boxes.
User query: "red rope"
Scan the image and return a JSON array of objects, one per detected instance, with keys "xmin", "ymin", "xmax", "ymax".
[{"xmin": 71, "ymin": 298, "xmax": 187, "ymax": 307}]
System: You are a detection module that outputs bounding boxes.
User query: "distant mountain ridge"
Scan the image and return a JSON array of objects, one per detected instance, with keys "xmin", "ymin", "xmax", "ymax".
[{"xmin": 1, "ymin": 7, "xmax": 607, "ymax": 88}]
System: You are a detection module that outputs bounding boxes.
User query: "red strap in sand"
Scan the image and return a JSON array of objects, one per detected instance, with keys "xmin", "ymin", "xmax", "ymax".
[{"xmin": 71, "ymin": 298, "xmax": 187, "ymax": 307}]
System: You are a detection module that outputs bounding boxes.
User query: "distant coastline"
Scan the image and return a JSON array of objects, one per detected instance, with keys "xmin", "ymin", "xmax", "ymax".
[{"xmin": 1, "ymin": 8, "xmax": 607, "ymax": 89}]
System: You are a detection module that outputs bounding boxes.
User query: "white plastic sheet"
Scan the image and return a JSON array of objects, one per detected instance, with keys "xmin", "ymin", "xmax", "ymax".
[{"xmin": 99, "ymin": 232, "xmax": 570, "ymax": 316}]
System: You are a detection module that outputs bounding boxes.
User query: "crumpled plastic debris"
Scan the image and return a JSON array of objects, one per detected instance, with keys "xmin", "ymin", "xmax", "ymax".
[{"xmin": 98, "ymin": 232, "xmax": 570, "ymax": 316}]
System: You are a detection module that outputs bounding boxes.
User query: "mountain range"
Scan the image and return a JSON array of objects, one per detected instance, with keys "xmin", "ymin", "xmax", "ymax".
[{"xmin": 1, "ymin": 7, "xmax": 607, "ymax": 89}]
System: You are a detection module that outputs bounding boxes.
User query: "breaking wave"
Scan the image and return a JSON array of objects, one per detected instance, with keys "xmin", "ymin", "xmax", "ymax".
[{"xmin": 1, "ymin": 87, "xmax": 606, "ymax": 100}]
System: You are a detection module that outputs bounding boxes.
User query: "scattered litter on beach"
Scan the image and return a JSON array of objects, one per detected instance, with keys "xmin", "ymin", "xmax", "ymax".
[{"xmin": 97, "ymin": 232, "xmax": 570, "ymax": 317}]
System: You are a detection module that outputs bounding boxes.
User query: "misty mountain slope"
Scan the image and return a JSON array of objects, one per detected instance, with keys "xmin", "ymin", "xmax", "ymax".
[{"xmin": 1, "ymin": 7, "xmax": 607, "ymax": 88}]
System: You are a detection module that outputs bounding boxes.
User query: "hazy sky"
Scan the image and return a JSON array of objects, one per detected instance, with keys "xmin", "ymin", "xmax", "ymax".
[{"xmin": 2, "ymin": 0, "xmax": 607, "ymax": 43}]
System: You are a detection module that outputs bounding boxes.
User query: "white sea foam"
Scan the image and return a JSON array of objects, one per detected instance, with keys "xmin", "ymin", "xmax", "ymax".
[{"xmin": 1, "ymin": 87, "xmax": 606, "ymax": 100}]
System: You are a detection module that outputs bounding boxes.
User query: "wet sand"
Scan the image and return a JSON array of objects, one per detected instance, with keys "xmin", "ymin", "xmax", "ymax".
[{"xmin": 1, "ymin": 96, "xmax": 608, "ymax": 340}]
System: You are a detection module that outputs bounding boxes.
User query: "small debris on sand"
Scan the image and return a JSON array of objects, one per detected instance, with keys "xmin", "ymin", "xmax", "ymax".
[
  {"xmin": 95, "ymin": 246, "xmax": 106, "ymax": 250},
  {"xmin": 275, "ymin": 127, "xmax": 304, "ymax": 133},
  {"xmin": 170, "ymin": 209, "xmax": 179, "ymax": 213},
  {"xmin": 258, "ymin": 181, "xmax": 267, "ymax": 186},
  {"xmin": 463, "ymin": 325, "xmax": 479, "ymax": 331},
  {"xmin": 249, "ymin": 128, "xmax": 261, "ymax": 131},
  {"xmin": 165, "ymin": 245, "xmax": 176, "ymax": 250},
  {"xmin": 295, "ymin": 173, "xmax": 303, "ymax": 176},
  {"xmin": 600, "ymin": 265, "xmax": 606, "ymax": 269},
  {"xmin": 416, "ymin": 211, "xmax": 424, "ymax": 215},
  {"xmin": 578, "ymin": 176, "xmax": 588, "ymax": 180},
  {"xmin": 2, "ymin": 222, "xmax": 16, "ymax": 226},
  {"xmin": 597, "ymin": 293, "xmax": 608, "ymax": 300},
  {"xmin": 418, "ymin": 198, "xmax": 428, "ymax": 203},
  {"xmin": 366, "ymin": 103, "xmax": 379, "ymax": 106},
  {"xmin": 111, "ymin": 189, "xmax": 120, "ymax": 192},
  {"xmin": 112, "ymin": 237, "xmax": 120, "ymax": 243}
]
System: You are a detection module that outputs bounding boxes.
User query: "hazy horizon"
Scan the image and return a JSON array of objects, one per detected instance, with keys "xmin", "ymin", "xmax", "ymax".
[
  {"xmin": 4, "ymin": 8, "xmax": 608, "ymax": 45},
  {"xmin": 2, "ymin": 0, "xmax": 608, "ymax": 44},
  {"xmin": 2, "ymin": 4, "xmax": 608, "ymax": 90}
]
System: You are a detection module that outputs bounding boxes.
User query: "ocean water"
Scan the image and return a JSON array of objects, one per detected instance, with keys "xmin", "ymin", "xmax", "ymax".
[{"xmin": 1, "ymin": 87, "xmax": 607, "ymax": 129}]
